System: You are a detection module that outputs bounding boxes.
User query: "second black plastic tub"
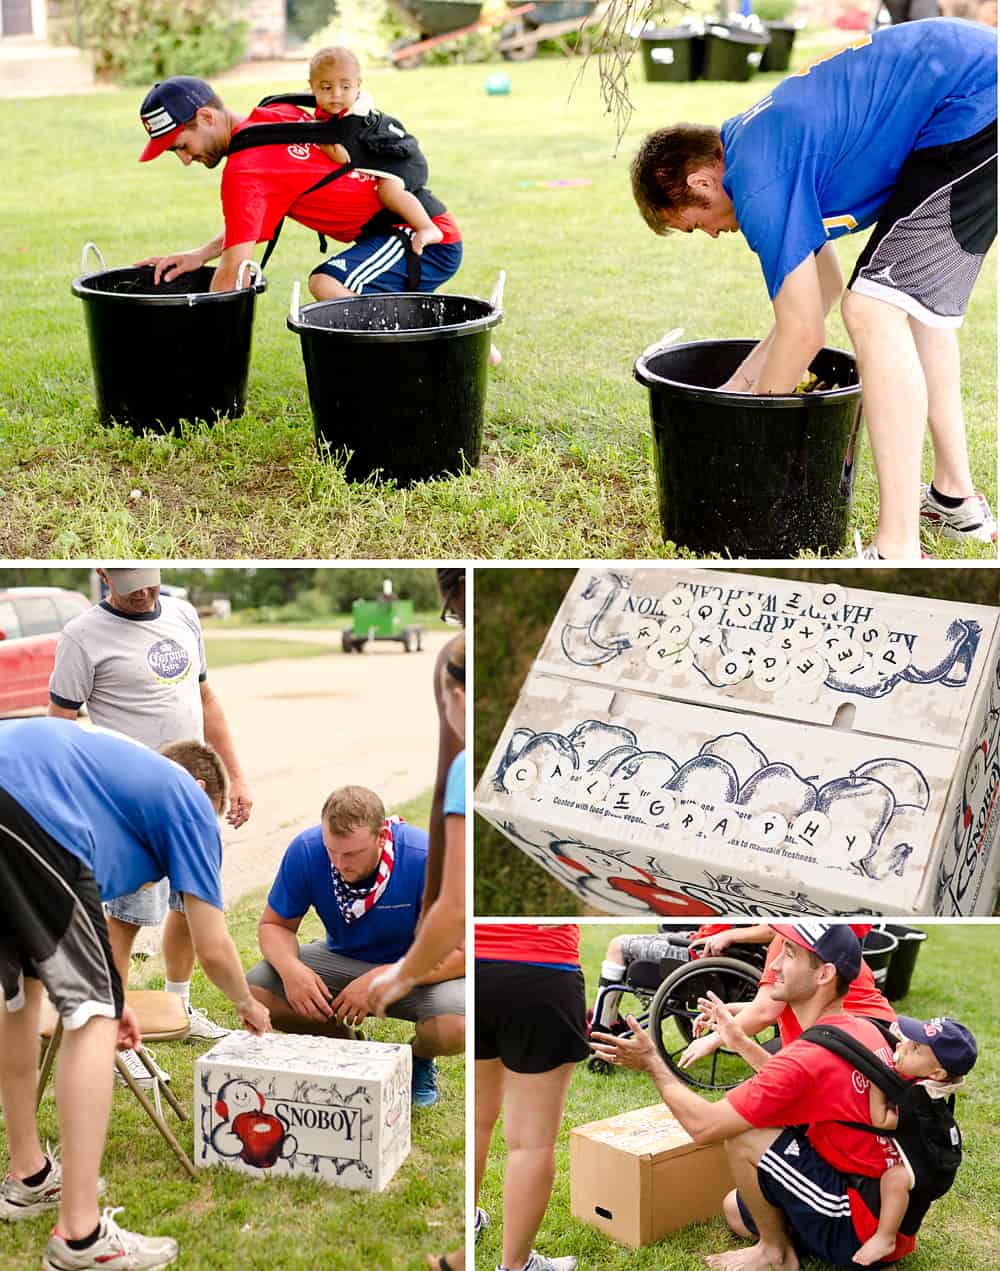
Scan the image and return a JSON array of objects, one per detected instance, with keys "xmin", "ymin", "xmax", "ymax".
[
  {"xmin": 71, "ymin": 247, "xmax": 266, "ymax": 433},
  {"xmin": 640, "ymin": 28, "xmax": 701, "ymax": 82},
  {"xmin": 287, "ymin": 292, "xmax": 503, "ymax": 484},
  {"xmin": 634, "ymin": 338, "xmax": 863, "ymax": 558},
  {"xmin": 760, "ymin": 22, "xmax": 798, "ymax": 72},
  {"xmin": 861, "ymin": 929, "xmax": 899, "ymax": 989},
  {"xmin": 701, "ymin": 24, "xmax": 769, "ymax": 81},
  {"xmin": 880, "ymin": 925, "xmax": 928, "ymax": 1000}
]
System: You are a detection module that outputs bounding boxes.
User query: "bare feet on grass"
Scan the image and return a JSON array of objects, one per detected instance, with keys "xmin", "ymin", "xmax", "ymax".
[
  {"xmin": 705, "ymin": 1240, "xmax": 800, "ymax": 1270},
  {"xmin": 853, "ymin": 1233, "xmax": 898, "ymax": 1265}
]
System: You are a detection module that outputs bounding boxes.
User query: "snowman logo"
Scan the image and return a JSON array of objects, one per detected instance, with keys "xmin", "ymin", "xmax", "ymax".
[{"xmin": 211, "ymin": 1079, "xmax": 297, "ymax": 1169}]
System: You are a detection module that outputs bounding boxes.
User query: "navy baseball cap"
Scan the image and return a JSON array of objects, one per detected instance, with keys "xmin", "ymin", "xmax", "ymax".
[
  {"xmin": 139, "ymin": 76, "xmax": 215, "ymax": 162},
  {"xmin": 895, "ymin": 1015, "xmax": 978, "ymax": 1077},
  {"xmin": 771, "ymin": 922, "xmax": 862, "ymax": 983}
]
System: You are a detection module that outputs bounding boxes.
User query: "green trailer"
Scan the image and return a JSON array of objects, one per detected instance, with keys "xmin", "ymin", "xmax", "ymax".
[{"xmin": 342, "ymin": 594, "xmax": 424, "ymax": 653}]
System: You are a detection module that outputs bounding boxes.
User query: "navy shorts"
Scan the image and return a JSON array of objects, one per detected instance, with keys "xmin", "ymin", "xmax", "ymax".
[
  {"xmin": 311, "ymin": 233, "xmax": 463, "ymax": 294},
  {"xmin": 736, "ymin": 1128, "xmax": 891, "ymax": 1269}
]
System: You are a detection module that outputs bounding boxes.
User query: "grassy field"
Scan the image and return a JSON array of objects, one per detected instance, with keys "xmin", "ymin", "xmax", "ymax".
[
  {"xmin": 202, "ymin": 636, "xmax": 341, "ymax": 666},
  {"xmin": 474, "ymin": 922, "xmax": 1000, "ymax": 1271},
  {"xmin": 0, "ymin": 791, "xmax": 462, "ymax": 1271},
  {"xmin": 473, "ymin": 566, "xmax": 1000, "ymax": 916},
  {"xmin": 2, "ymin": 47, "xmax": 994, "ymax": 559}
]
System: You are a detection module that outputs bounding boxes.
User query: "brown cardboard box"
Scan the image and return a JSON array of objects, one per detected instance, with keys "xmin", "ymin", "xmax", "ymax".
[{"xmin": 569, "ymin": 1103, "xmax": 734, "ymax": 1248}]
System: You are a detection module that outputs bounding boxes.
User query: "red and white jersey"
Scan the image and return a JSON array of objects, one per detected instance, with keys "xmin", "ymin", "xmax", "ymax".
[{"xmin": 728, "ymin": 1012, "xmax": 902, "ymax": 1178}]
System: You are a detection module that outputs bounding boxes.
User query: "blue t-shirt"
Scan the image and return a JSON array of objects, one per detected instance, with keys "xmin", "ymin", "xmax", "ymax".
[
  {"xmin": 0, "ymin": 717, "xmax": 224, "ymax": 907},
  {"xmin": 444, "ymin": 749, "xmax": 465, "ymax": 818},
  {"xmin": 267, "ymin": 820, "xmax": 429, "ymax": 963},
  {"xmin": 721, "ymin": 19, "xmax": 997, "ymax": 298}
]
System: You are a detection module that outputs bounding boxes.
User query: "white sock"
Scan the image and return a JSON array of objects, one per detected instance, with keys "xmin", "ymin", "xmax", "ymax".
[
  {"xmin": 165, "ymin": 980, "xmax": 191, "ymax": 1006},
  {"xmin": 596, "ymin": 961, "xmax": 627, "ymax": 1025}
]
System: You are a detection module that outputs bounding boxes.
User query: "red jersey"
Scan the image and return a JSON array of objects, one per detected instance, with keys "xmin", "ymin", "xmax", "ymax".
[
  {"xmin": 221, "ymin": 106, "xmax": 460, "ymax": 248},
  {"xmin": 759, "ymin": 936, "xmax": 895, "ymax": 1046},
  {"xmin": 728, "ymin": 1013, "xmax": 902, "ymax": 1179},
  {"xmin": 474, "ymin": 923, "xmax": 580, "ymax": 966}
]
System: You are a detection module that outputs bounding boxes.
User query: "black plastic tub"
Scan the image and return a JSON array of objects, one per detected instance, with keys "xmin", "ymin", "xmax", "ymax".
[
  {"xmin": 761, "ymin": 21, "xmax": 798, "ymax": 72},
  {"xmin": 861, "ymin": 929, "xmax": 899, "ymax": 989},
  {"xmin": 71, "ymin": 248, "xmax": 266, "ymax": 434},
  {"xmin": 879, "ymin": 925, "xmax": 928, "ymax": 1001},
  {"xmin": 701, "ymin": 24, "xmax": 769, "ymax": 82},
  {"xmin": 640, "ymin": 28, "xmax": 702, "ymax": 83},
  {"xmin": 287, "ymin": 292, "xmax": 503, "ymax": 484},
  {"xmin": 634, "ymin": 338, "xmax": 863, "ymax": 558}
]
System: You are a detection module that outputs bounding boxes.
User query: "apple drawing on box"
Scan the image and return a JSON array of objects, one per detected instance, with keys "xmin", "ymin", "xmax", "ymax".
[
  {"xmin": 606, "ymin": 750, "xmax": 679, "ymax": 789},
  {"xmin": 736, "ymin": 763, "xmax": 818, "ymax": 822},
  {"xmin": 664, "ymin": 755, "xmax": 740, "ymax": 804}
]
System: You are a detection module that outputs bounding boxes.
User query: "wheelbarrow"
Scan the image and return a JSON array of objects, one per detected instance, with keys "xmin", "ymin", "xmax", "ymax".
[
  {"xmin": 498, "ymin": 0, "xmax": 607, "ymax": 61},
  {"xmin": 389, "ymin": 1, "xmax": 534, "ymax": 67}
]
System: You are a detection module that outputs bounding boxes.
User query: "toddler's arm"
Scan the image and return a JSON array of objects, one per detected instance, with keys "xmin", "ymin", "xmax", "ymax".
[
  {"xmin": 868, "ymin": 1083, "xmax": 899, "ymax": 1130},
  {"xmin": 318, "ymin": 142, "xmax": 351, "ymax": 167}
]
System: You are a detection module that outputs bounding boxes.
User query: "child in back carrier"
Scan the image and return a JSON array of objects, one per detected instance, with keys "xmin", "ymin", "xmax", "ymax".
[{"xmin": 855, "ymin": 1015, "xmax": 978, "ymax": 1266}]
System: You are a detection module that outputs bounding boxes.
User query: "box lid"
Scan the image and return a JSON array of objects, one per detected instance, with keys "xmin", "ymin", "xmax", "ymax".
[
  {"xmin": 571, "ymin": 1103, "xmax": 702, "ymax": 1161},
  {"xmin": 196, "ymin": 1031, "xmax": 408, "ymax": 1078}
]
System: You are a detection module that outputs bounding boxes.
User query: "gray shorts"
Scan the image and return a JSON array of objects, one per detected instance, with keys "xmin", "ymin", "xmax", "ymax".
[
  {"xmin": 104, "ymin": 877, "xmax": 185, "ymax": 926},
  {"xmin": 247, "ymin": 940, "xmax": 466, "ymax": 1023},
  {"xmin": 619, "ymin": 933, "xmax": 692, "ymax": 966}
]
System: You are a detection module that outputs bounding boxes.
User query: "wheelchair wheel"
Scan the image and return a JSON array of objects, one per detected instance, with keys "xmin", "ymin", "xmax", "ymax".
[
  {"xmin": 648, "ymin": 956, "xmax": 776, "ymax": 1091},
  {"xmin": 587, "ymin": 1055, "xmax": 614, "ymax": 1076}
]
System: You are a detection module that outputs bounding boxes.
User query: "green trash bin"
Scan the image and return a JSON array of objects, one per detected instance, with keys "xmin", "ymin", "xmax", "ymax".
[
  {"xmin": 761, "ymin": 21, "xmax": 798, "ymax": 73},
  {"xmin": 640, "ymin": 28, "xmax": 702, "ymax": 83},
  {"xmin": 701, "ymin": 24, "xmax": 770, "ymax": 82}
]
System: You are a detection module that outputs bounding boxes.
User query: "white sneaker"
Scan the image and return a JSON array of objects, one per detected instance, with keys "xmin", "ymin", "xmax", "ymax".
[
  {"xmin": 184, "ymin": 1003, "xmax": 230, "ymax": 1040},
  {"xmin": 475, "ymin": 1207, "xmax": 491, "ymax": 1242},
  {"xmin": 919, "ymin": 484, "xmax": 997, "ymax": 543},
  {"xmin": 0, "ymin": 1151, "xmax": 62, "ymax": 1220},
  {"xmin": 42, "ymin": 1207, "xmax": 177, "ymax": 1270},
  {"xmin": 116, "ymin": 1046, "xmax": 170, "ymax": 1088}
]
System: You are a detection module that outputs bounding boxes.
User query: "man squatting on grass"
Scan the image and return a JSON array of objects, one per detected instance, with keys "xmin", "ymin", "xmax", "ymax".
[
  {"xmin": 631, "ymin": 18, "xmax": 997, "ymax": 561},
  {"xmin": 0, "ymin": 719, "xmax": 270, "ymax": 1271},
  {"xmin": 133, "ymin": 71, "xmax": 462, "ymax": 298},
  {"xmin": 590, "ymin": 925, "xmax": 922, "ymax": 1271}
]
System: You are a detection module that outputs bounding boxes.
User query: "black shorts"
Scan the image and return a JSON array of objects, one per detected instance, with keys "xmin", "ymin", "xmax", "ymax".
[
  {"xmin": 475, "ymin": 960, "xmax": 590, "ymax": 1073},
  {"xmin": 0, "ymin": 785, "xmax": 123, "ymax": 1029},
  {"xmin": 849, "ymin": 119, "xmax": 997, "ymax": 327},
  {"xmin": 736, "ymin": 1128, "xmax": 891, "ymax": 1269}
]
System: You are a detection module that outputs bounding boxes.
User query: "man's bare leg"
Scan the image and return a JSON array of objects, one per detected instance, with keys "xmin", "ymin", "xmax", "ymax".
[
  {"xmin": 909, "ymin": 320, "xmax": 976, "ymax": 499},
  {"xmin": 705, "ymin": 1128, "xmax": 799, "ymax": 1271},
  {"xmin": 105, "ymin": 915, "xmax": 140, "ymax": 986},
  {"xmin": 413, "ymin": 1013, "xmax": 465, "ymax": 1061},
  {"xmin": 309, "ymin": 273, "xmax": 354, "ymax": 301},
  {"xmin": 841, "ymin": 291, "xmax": 925, "ymax": 560},
  {"xmin": 0, "ymin": 978, "xmax": 47, "ymax": 1181},
  {"xmin": 161, "ymin": 908, "xmax": 196, "ymax": 984},
  {"xmin": 54, "ymin": 1015, "xmax": 117, "ymax": 1238}
]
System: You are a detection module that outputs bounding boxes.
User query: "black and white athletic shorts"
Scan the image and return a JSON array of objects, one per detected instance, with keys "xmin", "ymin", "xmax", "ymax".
[
  {"xmin": 849, "ymin": 119, "xmax": 997, "ymax": 328},
  {"xmin": 0, "ymin": 785, "xmax": 123, "ymax": 1029},
  {"xmin": 475, "ymin": 960, "xmax": 590, "ymax": 1073}
]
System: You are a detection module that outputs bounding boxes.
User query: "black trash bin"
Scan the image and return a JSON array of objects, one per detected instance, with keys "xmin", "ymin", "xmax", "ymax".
[
  {"xmin": 701, "ymin": 24, "xmax": 769, "ymax": 82},
  {"xmin": 71, "ymin": 245, "xmax": 266, "ymax": 434},
  {"xmin": 287, "ymin": 291, "xmax": 503, "ymax": 484},
  {"xmin": 861, "ymin": 929, "xmax": 899, "ymax": 990},
  {"xmin": 634, "ymin": 338, "xmax": 863, "ymax": 558},
  {"xmin": 640, "ymin": 28, "xmax": 702, "ymax": 83},
  {"xmin": 760, "ymin": 21, "xmax": 798, "ymax": 73},
  {"xmin": 880, "ymin": 925, "xmax": 928, "ymax": 1001}
]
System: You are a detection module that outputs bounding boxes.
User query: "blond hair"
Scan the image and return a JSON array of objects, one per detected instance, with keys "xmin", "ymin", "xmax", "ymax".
[
  {"xmin": 159, "ymin": 740, "xmax": 228, "ymax": 814},
  {"xmin": 322, "ymin": 785, "xmax": 385, "ymax": 837},
  {"xmin": 309, "ymin": 45, "xmax": 362, "ymax": 81}
]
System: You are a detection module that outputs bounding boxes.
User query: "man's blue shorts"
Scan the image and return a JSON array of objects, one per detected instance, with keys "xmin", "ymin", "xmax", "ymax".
[
  {"xmin": 736, "ymin": 1128, "xmax": 892, "ymax": 1269},
  {"xmin": 311, "ymin": 233, "xmax": 463, "ymax": 294}
]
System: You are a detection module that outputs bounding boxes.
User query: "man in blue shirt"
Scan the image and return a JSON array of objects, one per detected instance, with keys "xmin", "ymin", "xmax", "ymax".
[
  {"xmin": 631, "ymin": 19, "xmax": 997, "ymax": 561},
  {"xmin": 0, "ymin": 719, "xmax": 269, "ymax": 1271},
  {"xmin": 247, "ymin": 784, "xmax": 465, "ymax": 1108}
]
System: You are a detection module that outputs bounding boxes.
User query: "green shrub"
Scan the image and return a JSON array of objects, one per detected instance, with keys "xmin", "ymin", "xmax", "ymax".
[
  {"xmin": 750, "ymin": 0, "xmax": 797, "ymax": 20},
  {"xmin": 81, "ymin": 0, "xmax": 248, "ymax": 85}
]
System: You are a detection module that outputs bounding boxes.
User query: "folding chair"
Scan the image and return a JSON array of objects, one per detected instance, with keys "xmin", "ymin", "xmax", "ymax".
[{"xmin": 37, "ymin": 990, "xmax": 197, "ymax": 1180}]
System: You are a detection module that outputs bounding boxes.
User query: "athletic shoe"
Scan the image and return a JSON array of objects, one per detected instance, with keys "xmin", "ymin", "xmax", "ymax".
[
  {"xmin": 585, "ymin": 1008, "xmax": 628, "ymax": 1037},
  {"xmin": 500, "ymin": 1252, "xmax": 578, "ymax": 1271},
  {"xmin": 116, "ymin": 1046, "xmax": 170, "ymax": 1088},
  {"xmin": 42, "ymin": 1207, "xmax": 177, "ymax": 1270},
  {"xmin": 411, "ymin": 1056, "xmax": 439, "ymax": 1108},
  {"xmin": 184, "ymin": 1003, "xmax": 230, "ymax": 1040},
  {"xmin": 475, "ymin": 1208, "xmax": 491, "ymax": 1242},
  {"xmin": 854, "ymin": 532, "xmax": 928, "ymax": 561},
  {"xmin": 0, "ymin": 1152, "xmax": 62, "ymax": 1221},
  {"xmin": 919, "ymin": 485, "xmax": 997, "ymax": 543}
]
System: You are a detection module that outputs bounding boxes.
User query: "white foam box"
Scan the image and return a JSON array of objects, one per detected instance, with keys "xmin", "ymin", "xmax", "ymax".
[
  {"xmin": 475, "ymin": 568, "xmax": 1000, "ymax": 917},
  {"xmin": 194, "ymin": 1031, "xmax": 410, "ymax": 1191},
  {"xmin": 570, "ymin": 1103, "xmax": 734, "ymax": 1247}
]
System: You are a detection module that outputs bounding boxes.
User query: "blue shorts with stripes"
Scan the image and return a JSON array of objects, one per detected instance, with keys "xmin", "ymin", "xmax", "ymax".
[
  {"xmin": 311, "ymin": 233, "xmax": 463, "ymax": 294},
  {"xmin": 736, "ymin": 1128, "xmax": 890, "ymax": 1269}
]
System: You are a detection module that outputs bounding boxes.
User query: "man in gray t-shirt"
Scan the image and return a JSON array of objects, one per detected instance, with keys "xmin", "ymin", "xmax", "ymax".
[{"xmin": 48, "ymin": 566, "xmax": 252, "ymax": 1052}]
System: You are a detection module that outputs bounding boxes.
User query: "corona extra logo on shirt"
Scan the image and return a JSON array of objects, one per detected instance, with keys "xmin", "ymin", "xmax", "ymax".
[
  {"xmin": 287, "ymin": 144, "xmax": 311, "ymax": 160},
  {"xmin": 147, "ymin": 638, "xmax": 192, "ymax": 684}
]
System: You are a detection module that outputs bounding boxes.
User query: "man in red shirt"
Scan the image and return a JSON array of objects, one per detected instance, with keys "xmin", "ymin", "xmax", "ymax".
[
  {"xmin": 134, "ymin": 76, "xmax": 462, "ymax": 297},
  {"xmin": 591, "ymin": 924, "xmax": 916, "ymax": 1270}
]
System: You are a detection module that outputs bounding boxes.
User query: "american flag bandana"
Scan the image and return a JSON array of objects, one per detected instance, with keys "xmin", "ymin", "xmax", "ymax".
[{"xmin": 330, "ymin": 817, "xmax": 400, "ymax": 924}]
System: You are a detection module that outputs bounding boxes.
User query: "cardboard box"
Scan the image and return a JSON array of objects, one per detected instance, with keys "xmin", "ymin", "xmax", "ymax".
[
  {"xmin": 570, "ymin": 1103, "xmax": 734, "ymax": 1247},
  {"xmin": 194, "ymin": 1031, "xmax": 410, "ymax": 1191},
  {"xmin": 475, "ymin": 568, "xmax": 1000, "ymax": 917}
]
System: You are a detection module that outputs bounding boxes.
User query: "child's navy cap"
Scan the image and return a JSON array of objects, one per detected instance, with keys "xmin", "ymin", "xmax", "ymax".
[
  {"xmin": 139, "ymin": 76, "xmax": 215, "ymax": 162},
  {"xmin": 771, "ymin": 922, "xmax": 862, "ymax": 983},
  {"xmin": 895, "ymin": 1016, "xmax": 978, "ymax": 1077}
]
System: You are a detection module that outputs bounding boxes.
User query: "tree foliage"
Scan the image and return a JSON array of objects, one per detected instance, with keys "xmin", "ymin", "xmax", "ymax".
[{"xmin": 80, "ymin": 0, "xmax": 248, "ymax": 85}]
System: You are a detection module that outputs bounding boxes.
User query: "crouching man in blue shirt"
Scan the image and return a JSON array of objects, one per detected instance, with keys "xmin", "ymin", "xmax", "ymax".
[
  {"xmin": 246, "ymin": 785, "xmax": 465, "ymax": 1108},
  {"xmin": 631, "ymin": 18, "xmax": 997, "ymax": 561}
]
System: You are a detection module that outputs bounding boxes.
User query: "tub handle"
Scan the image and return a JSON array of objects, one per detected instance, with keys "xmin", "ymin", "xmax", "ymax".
[
  {"xmin": 81, "ymin": 242, "xmax": 106, "ymax": 275},
  {"xmin": 489, "ymin": 269, "xmax": 506, "ymax": 313},
  {"xmin": 290, "ymin": 281, "xmax": 301, "ymax": 323},
  {"xmin": 235, "ymin": 259, "xmax": 262, "ymax": 292},
  {"xmin": 638, "ymin": 327, "xmax": 685, "ymax": 364}
]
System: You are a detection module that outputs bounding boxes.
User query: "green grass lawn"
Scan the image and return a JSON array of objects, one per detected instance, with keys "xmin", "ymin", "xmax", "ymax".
[
  {"xmin": 475, "ymin": 923, "xmax": 1000, "ymax": 1271},
  {"xmin": 2, "ymin": 48, "xmax": 994, "ymax": 558},
  {"xmin": 473, "ymin": 567, "xmax": 1000, "ymax": 916},
  {"xmin": 202, "ymin": 636, "xmax": 342, "ymax": 666},
  {"xmin": 0, "ymin": 790, "xmax": 462, "ymax": 1271}
]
